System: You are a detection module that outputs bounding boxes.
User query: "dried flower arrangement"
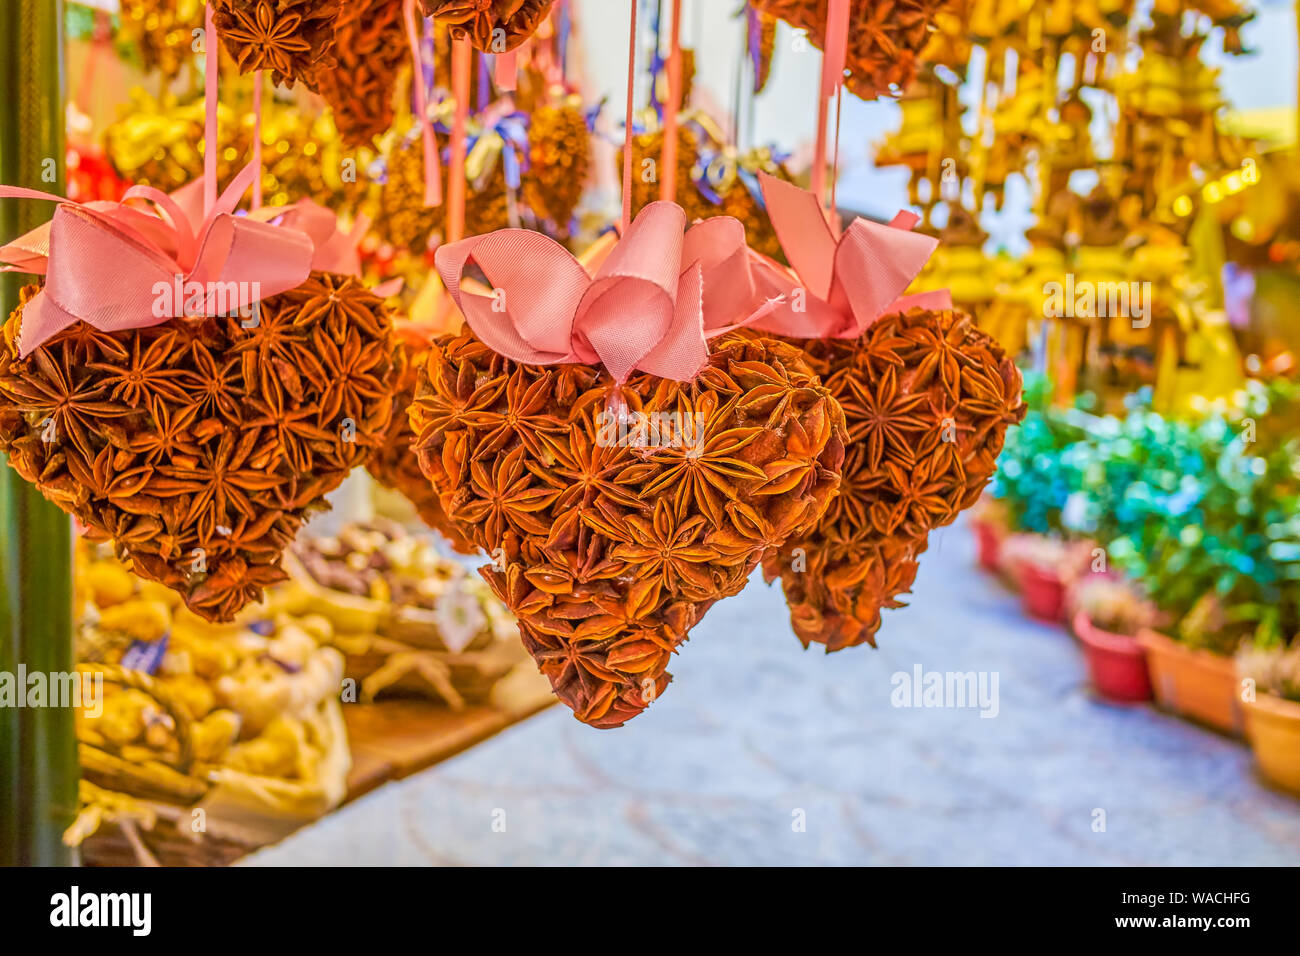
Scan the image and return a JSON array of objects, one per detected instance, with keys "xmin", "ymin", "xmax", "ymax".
[
  {"xmin": 421, "ymin": 0, "xmax": 556, "ymax": 53},
  {"xmin": 0, "ymin": 273, "xmax": 400, "ymax": 622},
  {"xmin": 119, "ymin": 0, "xmax": 205, "ymax": 81},
  {"xmin": 750, "ymin": 0, "xmax": 946, "ymax": 99}
]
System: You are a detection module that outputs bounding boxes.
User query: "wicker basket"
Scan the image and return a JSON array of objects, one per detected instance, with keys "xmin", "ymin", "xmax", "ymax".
[{"xmin": 68, "ymin": 663, "xmax": 351, "ymax": 866}]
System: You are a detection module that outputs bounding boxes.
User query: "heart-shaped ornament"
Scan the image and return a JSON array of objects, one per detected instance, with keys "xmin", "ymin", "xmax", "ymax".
[
  {"xmin": 0, "ymin": 271, "xmax": 400, "ymax": 622},
  {"xmin": 763, "ymin": 307, "xmax": 1026, "ymax": 650},
  {"xmin": 411, "ymin": 329, "xmax": 847, "ymax": 727}
]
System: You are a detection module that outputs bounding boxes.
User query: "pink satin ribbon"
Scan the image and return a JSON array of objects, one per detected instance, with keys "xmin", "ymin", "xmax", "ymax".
[
  {"xmin": 743, "ymin": 171, "xmax": 951, "ymax": 340},
  {"xmin": 811, "ymin": 0, "xmax": 850, "ymax": 208},
  {"xmin": 0, "ymin": 161, "xmax": 314, "ymax": 356},
  {"xmin": 404, "ymin": 0, "xmax": 443, "ymax": 208},
  {"xmin": 435, "ymin": 202, "xmax": 767, "ymax": 383}
]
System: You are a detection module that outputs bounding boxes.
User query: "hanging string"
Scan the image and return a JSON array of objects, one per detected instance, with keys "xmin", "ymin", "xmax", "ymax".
[
  {"xmin": 448, "ymin": 38, "xmax": 473, "ymax": 243},
  {"xmin": 495, "ymin": 46, "xmax": 519, "ymax": 92},
  {"xmin": 251, "ymin": 73, "xmax": 263, "ymax": 210},
  {"xmin": 829, "ymin": 84, "xmax": 844, "ymax": 217},
  {"xmin": 404, "ymin": 0, "xmax": 443, "ymax": 207},
  {"xmin": 659, "ymin": 0, "xmax": 682, "ymax": 202},
  {"xmin": 811, "ymin": 0, "xmax": 850, "ymax": 211},
  {"xmin": 203, "ymin": 1, "xmax": 218, "ymax": 216},
  {"xmin": 621, "ymin": 0, "xmax": 640, "ymax": 233}
]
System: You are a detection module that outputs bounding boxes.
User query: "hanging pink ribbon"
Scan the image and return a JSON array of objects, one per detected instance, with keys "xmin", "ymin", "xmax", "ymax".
[
  {"xmin": 810, "ymin": 0, "xmax": 851, "ymax": 208},
  {"xmin": 435, "ymin": 203, "xmax": 766, "ymax": 383},
  {"xmin": 404, "ymin": 0, "xmax": 444, "ymax": 208},
  {"xmin": 744, "ymin": 171, "xmax": 951, "ymax": 340},
  {"xmin": 0, "ymin": 161, "xmax": 314, "ymax": 357}
]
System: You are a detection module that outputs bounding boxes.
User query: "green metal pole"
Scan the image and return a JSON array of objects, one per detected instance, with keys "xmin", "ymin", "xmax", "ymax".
[{"xmin": 0, "ymin": 0, "xmax": 74, "ymax": 867}]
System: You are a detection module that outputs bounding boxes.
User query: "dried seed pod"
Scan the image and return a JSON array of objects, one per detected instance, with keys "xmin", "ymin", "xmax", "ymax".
[
  {"xmin": 410, "ymin": 330, "xmax": 847, "ymax": 727},
  {"xmin": 0, "ymin": 273, "xmax": 400, "ymax": 623},
  {"xmin": 751, "ymin": 0, "xmax": 947, "ymax": 99},
  {"xmin": 420, "ymin": 0, "xmax": 555, "ymax": 54},
  {"xmin": 317, "ymin": 0, "xmax": 409, "ymax": 146},
  {"xmin": 367, "ymin": 343, "xmax": 477, "ymax": 554},
  {"xmin": 763, "ymin": 308, "xmax": 1025, "ymax": 650},
  {"xmin": 210, "ymin": 0, "xmax": 341, "ymax": 91}
]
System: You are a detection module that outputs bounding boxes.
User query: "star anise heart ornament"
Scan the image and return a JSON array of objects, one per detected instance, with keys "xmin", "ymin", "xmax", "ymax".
[
  {"xmin": 421, "ymin": 0, "xmax": 555, "ymax": 54},
  {"xmin": 0, "ymin": 272, "xmax": 400, "ymax": 622},
  {"xmin": 750, "ymin": 0, "xmax": 947, "ymax": 99},
  {"xmin": 410, "ymin": 330, "xmax": 847, "ymax": 727},
  {"xmin": 763, "ymin": 307, "xmax": 1025, "ymax": 651}
]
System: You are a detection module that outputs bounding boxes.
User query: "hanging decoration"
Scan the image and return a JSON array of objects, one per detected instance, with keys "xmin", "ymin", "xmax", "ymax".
[
  {"xmin": 407, "ymin": 205, "xmax": 849, "ymax": 726},
  {"xmin": 317, "ymin": 0, "xmax": 410, "ymax": 147},
  {"xmin": 0, "ymin": 15, "xmax": 402, "ymax": 624},
  {"xmin": 738, "ymin": 173, "xmax": 1026, "ymax": 650},
  {"xmin": 750, "ymin": 0, "xmax": 948, "ymax": 100},
  {"xmin": 421, "ymin": 0, "xmax": 557, "ymax": 53},
  {"xmin": 119, "ymin": 0, "xmax": 205, "ymax": 81},
  {"xmin": 209, "ymin": 0, "xmax": 342, "ymax": 91}
]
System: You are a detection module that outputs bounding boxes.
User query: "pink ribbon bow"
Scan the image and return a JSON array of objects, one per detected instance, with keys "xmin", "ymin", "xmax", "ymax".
[
  {"xmin": 0, "ymin": 161, "xmax": 315, "ymax": 357},
  {"xmin": 745, "ymin": 171, "xmax": 952, "ymax": 340},
  {"xmin": 435, "ymin": 202, "xmax": 771, "ymax": 382}
]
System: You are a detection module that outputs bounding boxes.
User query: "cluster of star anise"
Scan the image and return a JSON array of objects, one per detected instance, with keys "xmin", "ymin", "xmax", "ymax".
[
  {"xmin": 421, "ymin": 0, "xmax": 555, "ymax": 53},
  {"xmin": 410, "ymin": 330, "xmax": 847, "ymax": 727},
  {"xmin": 751, "ymin": 0, "xmax": 947, "ymax": 99},
  {"xmin": 367, "ymin": 340, "xmax": 477, "ymax": 554},
  {"xmin": 762, "ymin": 308, "xmax": 1025, "ymax": 651},
  {"xmin": 316, "ymin": 0, "xmax": 408, "ymax": 147},
  {"xmin": 0, "ymin": 274, "xmax": 399, "ymax": 622},
  {"xmin": 210, "ymin": 0, "xmax": 341, "ymax": 91}
]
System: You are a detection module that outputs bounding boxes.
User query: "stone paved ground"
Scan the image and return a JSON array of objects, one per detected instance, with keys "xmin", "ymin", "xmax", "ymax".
[{"xmin": 246, "ymin": 518, "xmax": 1300, "ymax": 866}]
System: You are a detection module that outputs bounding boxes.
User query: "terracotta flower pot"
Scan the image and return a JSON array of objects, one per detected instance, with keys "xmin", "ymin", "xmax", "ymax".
[
  {"xmin": 1243, "ymin": 693, "xmax": 1300, "ymax": 796},
  {"xmin": 1073, "ymin": 610, "xmax": 1152, "ymax": 703},
  {"xmin": 1138, "ymin": 629, "xmax": 1243, "ymax": 736},
  {"xmin": 1019, "ymin": 560, "xmax": 1065, "ymax": 622},
  {"xmin": 971, "ymin": 517, "xmax": 1003, "ymax": 573}
]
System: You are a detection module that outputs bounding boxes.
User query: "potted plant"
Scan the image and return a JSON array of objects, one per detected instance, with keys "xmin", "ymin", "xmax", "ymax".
[
  {"xmin": 1237, "ymin": 636, "xmax": 1300, "ymax": 796},
  {"xmin": 1000, "ymin": 534, "xmax": 1087, "ymax": 622},
  {"xmin": 1069, "ymin": 576, "xmax": 1158, "ymax": 702},
  {"xmin": 970, "ymin": 496, "xmax": 1010, "ymax": 574}
]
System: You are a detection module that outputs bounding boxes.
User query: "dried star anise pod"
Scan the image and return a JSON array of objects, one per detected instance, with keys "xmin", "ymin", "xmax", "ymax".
[
  {"xmin": 316, "ymin": 0, "xmax": 408, "ymax": 146},
  {"xmin": 410, "ymin": 330, "xmax": 847, "ymax": 727},
  {"xmin": 367, "ymin": 340, "xmax": 477, "ymax": 554},
  {"xmin": 210, "ymin": 0, "xmax": 341, "ymax": 91},
  {"xmin": 420, "ymin": 0, "xmax": 555, "ymax": 54},
  {"xmin": 0, "ymin": 272, "xmax": 399, "ymax": 622},
  {"xmin": 762, "ymin": 308, "xmax": 1025, "ymax": 650},
  {"xmin": 120, "ymin": 0, "xmax": 205, "ymax": 81},
  {"xmin": 751, "ymin": 0, "xmax": 947, "ymax": 99}
]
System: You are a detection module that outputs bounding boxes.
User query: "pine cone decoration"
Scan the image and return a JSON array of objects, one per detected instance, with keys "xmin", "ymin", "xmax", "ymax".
[
  {"xmin": 0, "ymin": 273, "xmax": 399, "ymax": 622},
  {"xmin": 317, "ymin": 0, "xmax": 408, "ymax": 147},
  {"xmin": 420, "ymin": 0, "xmax": 555, "ymax": 54},
  {"xmin": 751, "ymin": 0, "xmax": 946, "ymax": 99},
  {"xmin": 521, "ymin": 102, "xmax": 591, "ymax": 237},
  {"xmin": 367, "ymin": 342, "xmax": 477, "ymax": 554},
  {"xmin": 763, "ymin": 308, "xmax": 1025, "ymax": 650},
  {"xmin": 210, "ymin": 0, "xmax": 341, "ymax": 91},
  {"xmin": 410, "ymin": 330, "xmax": 847, "ymax": 727}
]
